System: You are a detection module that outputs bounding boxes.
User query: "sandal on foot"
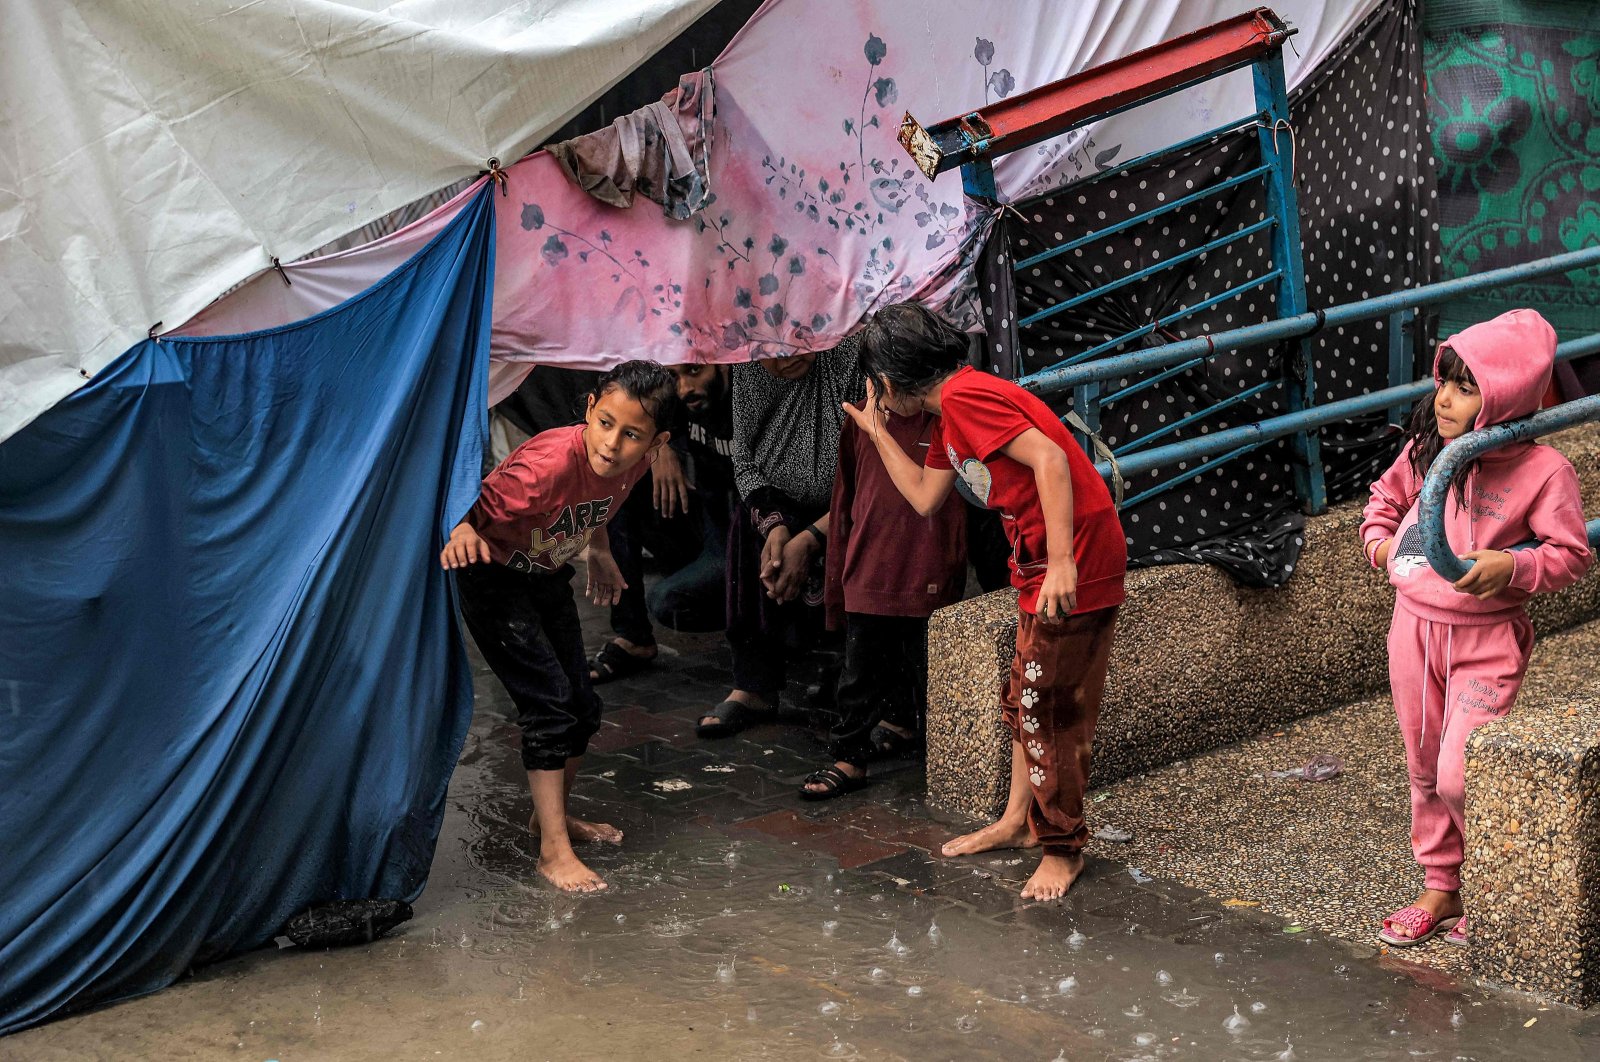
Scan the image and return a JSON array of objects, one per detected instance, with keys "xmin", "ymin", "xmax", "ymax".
[
  {"xmin": 590, "ymin": 641, "xmax": 656, "ymax": 685},
  {"xmin": 798, "ymin": 764, "xmax": 867, "ymax": 802},
  {"xmin": 695, "ymin": 698, "xmax": 771, "ymax": 739},
  {"xmin": 869, "ymin": 723, "xmax": 919, "ymax": 759},
  {"xmin": 1444, "ymin": 916, "xmax": 1469, "ymax": 947},
  {"xmin": 1378, "ymin": 905, "xmax": 1460, "ymax": 947}
]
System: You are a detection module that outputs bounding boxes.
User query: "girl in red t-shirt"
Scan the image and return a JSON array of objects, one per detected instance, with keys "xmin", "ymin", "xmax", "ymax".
[
  {"xmin": 845, "ymin": 302, "xmax": 1127, "ymax": 901},
  {"xmin": 441, "ymin": 362, "xmax": 678, "ymax": 893}
]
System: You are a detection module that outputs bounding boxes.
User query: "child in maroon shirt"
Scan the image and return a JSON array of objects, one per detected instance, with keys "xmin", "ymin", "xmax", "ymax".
[
  {"xmin": 441, "ymin": 362, "xmax": 678, "ymax": 893},
  {"xmin": 797, "ymin": 400, "xmax": 966, "ymax": 799},
  {"xmin": 846, "ymin": 302, "xmax": 1127, "ymax": 900}
]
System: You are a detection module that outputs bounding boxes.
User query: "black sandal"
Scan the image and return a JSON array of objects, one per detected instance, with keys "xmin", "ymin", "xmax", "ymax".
[
  {"xmin": 798, "ymin": 764, "xmax": 868, "ymax": 802},
  {"xmin": 590, "ymin": 641, "xmax": 656, "ymax": 685},
  {"xmin": 869, "ymin": 724, "xmax": 919, "ymax": 759},
  {"xmin": 695, "ymin": 697, "xmax": 773, "ymax": 739}
]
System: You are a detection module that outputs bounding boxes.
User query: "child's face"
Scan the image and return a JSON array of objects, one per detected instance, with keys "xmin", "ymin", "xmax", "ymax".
[
  {"xmin": 583, "ymin": 387, "xmax": 663, "ymax": 478},
  {"xmin": 1433, "ymin": 377, "xmax": 1482, "ymax": 440}
]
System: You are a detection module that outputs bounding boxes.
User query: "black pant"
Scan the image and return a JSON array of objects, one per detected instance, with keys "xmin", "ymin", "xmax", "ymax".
[
  {"xmin": 456, "ymin": 563, "xmax": 600, "ymax": 772},
  {"xmin": 607, "ymin": 485, "xmax": 730, "ymax": 642},
  {"xmin": 828, "ymin": 614, "xmax": 928, "ymax": 767}
]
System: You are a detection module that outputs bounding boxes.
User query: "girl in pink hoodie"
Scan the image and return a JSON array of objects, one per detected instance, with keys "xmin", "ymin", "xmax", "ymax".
[{"xmin": 1362, "ymin": 308, "xmax": 1592, "ymax": 947}]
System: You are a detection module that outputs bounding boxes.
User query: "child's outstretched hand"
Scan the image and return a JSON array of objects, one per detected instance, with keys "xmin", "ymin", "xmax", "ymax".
[
  {"xmin": 584, "ymin": 548, "xmax": 627, "ymax": 606},
  {"xmin": 1454, "ymin": 549, "xmax": 1515, "ymax": 600},
  {"xmin": 1036, "ymin": 560, "xmax": 1078, "ymax": 625},
  {"xmin": 441, "ymin": 522, "xmax": 491, "ymax": 569}
]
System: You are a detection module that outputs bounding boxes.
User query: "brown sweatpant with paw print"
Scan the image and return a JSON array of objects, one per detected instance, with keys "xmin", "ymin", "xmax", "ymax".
[{"xmin": 999, "ymin": 606, "xmax": 1120, "ymax": 857}]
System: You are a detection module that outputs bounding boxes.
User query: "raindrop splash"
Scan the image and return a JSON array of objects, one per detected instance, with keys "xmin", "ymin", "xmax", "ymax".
[
  {"xmin": 885, "ymin": 932, "xmax": 911, "ymax": 957},
  {"xmin": 1156, "ymin": 969, "xmax": 1173, "ymax": 986},
  {"xmin": 1057, "ymin": 976, "xmax": 1078, "ymax": 995},
  {"xmin": 1224, "ymin": 1006, "xmax": 1251, "ymax": 1034},
  {"xmin": 1066, "ymin": 930, "xmax": 1087, "ymax": 950}
]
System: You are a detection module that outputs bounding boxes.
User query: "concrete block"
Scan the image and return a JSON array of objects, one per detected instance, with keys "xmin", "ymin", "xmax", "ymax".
[{"xmin": 1463, "ymin": 685, "xmax": 1600, "ymax": 1006}]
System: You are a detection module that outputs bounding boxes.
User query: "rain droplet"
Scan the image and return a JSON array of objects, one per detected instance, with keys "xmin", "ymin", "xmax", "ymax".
[
  {"xmin": 1156, "ymin": 969, "xmax": 1173, "ymax": 986},
  {"xmin": 927, "ymin": 921, "xmax": 943, "ymax": 944},
  {"xmin": 545, "ymin": 919, "xmax": 562, "ymax": 931},
  {"xmin": 1135, "ymin": 1032, "xmax": 1156, "ymax": 1046},
  {"xmin": 1225, "ymin": 1006, "xmax": 1251, "ymax": 1034},
  {"xmin": 885, "ymin": 932, "xmax": 910, "ymax": 957},
  {"xmin": 1066, "ymin": 930, "xmax": 1087, "ymax": 950},
  {"xmin": 1123, "ymin": 1004, "xmax": 1145, "ymax": 1018},
  {"xmin": 822, "ymin": 920, "xmax": 839, "ymax": 936},
  {"xmin": 716, "ymin": 961, "xmax": 736, "ymax": 984},
  {"xmin": 1251, "ymin": 1000, "xmax": 1267, "ymax": 1014},
  {"xmin": 954, "ymin": 1014, "xmax": 977, "ymax": 1033},
  {"xmin": 614, "ymin": 914, "xmax": 626, "ymax": 924},
  {"xmin": 869, "ymin": 967, "xmax": 891, "ymax": 983},
  {"xmin": 723, "ymin": 851, "xmax": 739, "ymax": 866},
  {"xmin": 470, "ymin": 1020, "xmax": 485, "ymax": 1032},
  {"xmin": 1164, "ymin": 988, "xmax": 1202, "ymax": 1008},
  {"xmin": 906, "ymin": 985, "xmax": 924, "ymax": 997},
  {"xmin": 1214, "ymin": 952, "xmax": 1227, "ymax": 964},
  {"xmin": 819, "ymin": 1001, "xmax": 842, "ymax": 1016},
  {"xmin": 1276, "ymin": 1042, "xmax": 1297, "ymax": 1061},
  {"xmin": 1450, "ymin": 1006, "xmax": 1464, "ymax": 1029},
  {"xmin": 1057, "ymin": 976, "xmax": 1078, "ymax": 995}
]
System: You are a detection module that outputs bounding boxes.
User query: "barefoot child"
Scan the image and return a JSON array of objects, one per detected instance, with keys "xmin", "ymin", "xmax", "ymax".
[
  {"xmin": 1361, "ymin": 309, "xmax": 1591, "ymax": 946},
  {"xmin": 845, "ymin": 302, "xmax": 1127, "ymax": 900},
  {"xmin": 441, "ymin": 362, "xmax": 680, "ymax": 892}
]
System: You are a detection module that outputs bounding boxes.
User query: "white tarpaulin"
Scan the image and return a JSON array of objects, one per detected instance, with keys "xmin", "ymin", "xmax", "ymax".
[
  {"xmin": 1, "ymin": 0, "xmax": 1379, "ymax": 444},
  {"xmin": 0, "ymin": 0, "xmax": 719, "ymax": 442}
]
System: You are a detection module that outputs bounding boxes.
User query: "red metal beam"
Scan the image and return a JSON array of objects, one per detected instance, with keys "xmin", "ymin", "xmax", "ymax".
[{"xmin": 899, "ymin": 7, "xmax": 1294, "ymax": 180}]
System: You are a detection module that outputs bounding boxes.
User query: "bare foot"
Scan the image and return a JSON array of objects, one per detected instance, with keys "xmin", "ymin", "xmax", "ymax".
[
  {"xmin": 941, "ymin": 818, "xmax": 1038, "ymax": 858},
  {"xmin": 529, "ymin": 813, "xmax": 623, "ymax": 845},
  {"xmin": 1383, "ymin": 888, "xmax": 1461, "ymax": 940},
  {"xmin": 538, "ymin": 849, "xmax": 608, "ymax": 892},
  {"xmin": 1020, "ymin": 852, "xmax": 1084, "ymax": 901}
]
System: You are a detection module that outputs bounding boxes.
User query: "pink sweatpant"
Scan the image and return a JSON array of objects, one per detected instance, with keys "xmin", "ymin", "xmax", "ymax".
[{"xmin": 1387, "ymin": 604, "xmax": 1534, "ymax": 892}]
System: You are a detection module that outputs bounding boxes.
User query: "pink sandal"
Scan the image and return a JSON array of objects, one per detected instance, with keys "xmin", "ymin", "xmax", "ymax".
[
  {"xmin": 1378, "ymin": 905, "xmax": 1461, "ymax": 947},
  {"xmin": 1444, "ymin": 916, "xmax": 1469, "ymax": 947}
]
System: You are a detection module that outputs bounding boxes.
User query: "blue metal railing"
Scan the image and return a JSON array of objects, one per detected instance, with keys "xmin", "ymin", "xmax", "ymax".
[
  {"xmin": 1419, "ymin": 396, "xmax": 1600, "ymax": 583},
  {"xmin": 959, "ymin": 24, "xmax": 1325, "ymax": 508},
  {"xmin": 1020, "ymin": 245, "xmax": 1600, "ymax": 510}
]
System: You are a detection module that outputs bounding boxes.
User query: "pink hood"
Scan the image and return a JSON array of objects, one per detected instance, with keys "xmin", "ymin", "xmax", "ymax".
[{"xmin": 1439, "ymin": 307, "xmax": 1555, "ymax": 431}]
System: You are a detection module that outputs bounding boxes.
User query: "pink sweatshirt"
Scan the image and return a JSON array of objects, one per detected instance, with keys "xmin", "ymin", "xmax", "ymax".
[{"xmin": 1360, "ymin": 308, "xmax": 1593, "ymax": 626}]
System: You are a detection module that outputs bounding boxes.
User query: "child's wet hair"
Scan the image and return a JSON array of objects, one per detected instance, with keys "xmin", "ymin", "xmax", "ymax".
[
  {"xmin": 1405, "ymin": 343, "xmax": 1479, "ymax": 508},
  {"xmin": 857, "ymin": 302, "xmax": 971, "ymax": 398},
  {"xmin": 589, "ymin": 361, "xmax": 680, "ymax": 434}
]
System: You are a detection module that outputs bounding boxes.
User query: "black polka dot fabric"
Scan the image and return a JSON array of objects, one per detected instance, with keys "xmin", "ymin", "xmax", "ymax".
[{"xmin": 976, "ymin": 0, "xmax": 1436, "ymax": 585}]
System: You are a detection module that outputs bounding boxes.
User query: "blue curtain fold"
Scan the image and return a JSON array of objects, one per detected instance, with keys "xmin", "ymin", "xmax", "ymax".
[{"xmin": 0, "ymin": 188, "xmax": 495, "ymax": 1034}]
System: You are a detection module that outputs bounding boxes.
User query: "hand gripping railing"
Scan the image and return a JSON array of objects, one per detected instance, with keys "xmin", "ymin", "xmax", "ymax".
[{"xmin": 1418, "ymin": 394, "xmax": 1600, "ymax": 582}]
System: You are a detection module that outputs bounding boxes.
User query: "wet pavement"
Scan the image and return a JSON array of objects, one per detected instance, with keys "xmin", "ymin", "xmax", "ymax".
[{"xmin": 10, "ymin": 585, "xmax": 1600, "ymax": 1060}]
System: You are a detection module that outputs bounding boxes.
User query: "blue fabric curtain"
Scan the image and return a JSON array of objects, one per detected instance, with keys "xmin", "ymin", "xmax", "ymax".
[{"xmin": 0, "ymin": 188, "xmax": 494, "ymax": 1033}]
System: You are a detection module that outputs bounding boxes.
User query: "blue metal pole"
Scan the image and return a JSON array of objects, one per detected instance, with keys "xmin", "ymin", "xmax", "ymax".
[
  {"xmin": 1021, "ymin": 246, "xmax": 1600, "ymax": 396},
  {"xmin": 961, "ymin": 157, "xmax": 999, "ymax": 202},
  {"xmin": 1386, "ymin": 308, "xmax": 1415, "ymax": 426},
  {"xmin": 1090, "ymin": 333, "xmax": 1600, "ymax": 482},
  {"xmin": 1418, "ymin": 395, "xmax": 1600, "ymax": 583},
  {"xmin": 1253, "ymin": 49, "xmax": 1323, "ymax": 512}
]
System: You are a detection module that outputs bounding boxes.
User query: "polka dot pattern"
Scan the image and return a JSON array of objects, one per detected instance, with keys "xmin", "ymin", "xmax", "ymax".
[{"xmin": 976, "ymin": 0, "xmax": 1437, "ymax": 584}]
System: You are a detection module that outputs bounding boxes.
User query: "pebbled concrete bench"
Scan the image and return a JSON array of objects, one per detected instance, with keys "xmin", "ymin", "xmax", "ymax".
[{"xmin": 1464, "ymin": 682, "xmax": 1600, "ymax": 1006}]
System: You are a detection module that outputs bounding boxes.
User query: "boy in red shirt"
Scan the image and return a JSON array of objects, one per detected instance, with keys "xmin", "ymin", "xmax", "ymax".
[
  {"xmin": 846, "ymin": 303, "xmax": 1127, "ymax": 900},
  {"xmin": 441, "ymin": 362, "xmax": 678, "ymax": 893}
]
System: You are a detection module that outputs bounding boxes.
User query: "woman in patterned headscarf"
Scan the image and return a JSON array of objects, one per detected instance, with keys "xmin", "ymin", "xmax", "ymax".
[{"xmin": 696, "ymin": 336, "xmax": 864, "ymax": 737}]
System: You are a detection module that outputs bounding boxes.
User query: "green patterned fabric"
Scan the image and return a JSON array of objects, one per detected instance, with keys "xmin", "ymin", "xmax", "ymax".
[{"xmin": 1424, "ymin": 0, "xmax": 1600, "ymax": 337}]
